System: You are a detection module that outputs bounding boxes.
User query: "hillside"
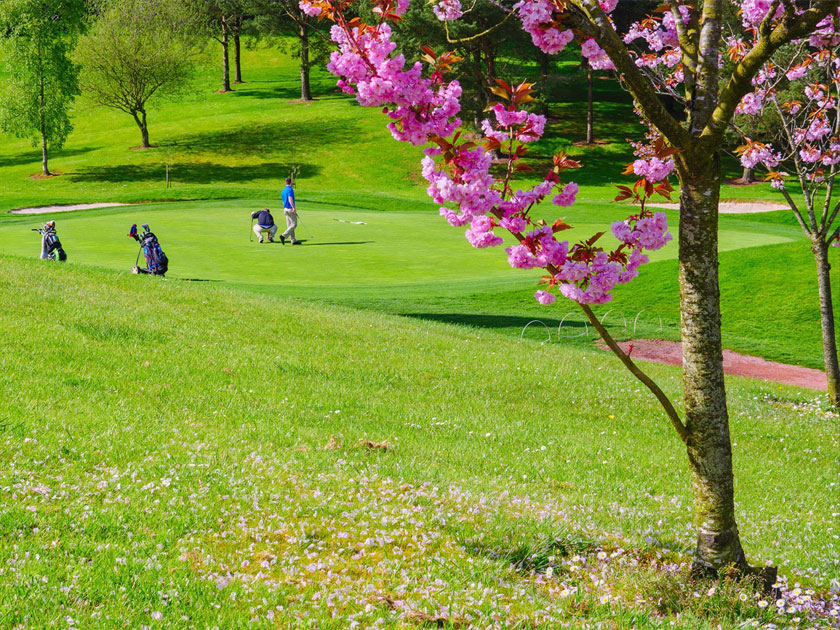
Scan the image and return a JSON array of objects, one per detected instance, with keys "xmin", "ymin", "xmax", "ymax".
[{"xmin": 0, "ymin": 256, "xmax": 836, "ymax": 627}]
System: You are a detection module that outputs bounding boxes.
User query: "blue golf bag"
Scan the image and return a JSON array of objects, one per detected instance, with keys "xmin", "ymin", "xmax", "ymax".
[{"xmin": 128, "ymin": 223, "xmax": 168, "ymax": 276}]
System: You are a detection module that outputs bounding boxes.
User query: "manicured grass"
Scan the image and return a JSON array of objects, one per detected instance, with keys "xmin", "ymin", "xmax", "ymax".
[
  {"xmin": 0, "ymin": 199, "xmax": 797, "ymax": 287},
  {"xmin": 0, "ymin": 47, "xmax": 431, "ymax": 213},
  {"xmin": 0, "ymin": 257, "xmax": 836, "ymax": 628},
  {"xmin": 3, "ymin": 197, "xmax": 827, "ymax": 372}
]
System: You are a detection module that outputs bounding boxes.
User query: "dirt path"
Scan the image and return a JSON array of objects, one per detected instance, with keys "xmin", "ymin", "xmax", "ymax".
[
  {"xmin": 648, "ymin": 200, "xmax": 788, "ymax": 214},
  {"xmin": 597, "ymin": 338, "xmax": 826, "ymax": 390},
  {"xmin": 9, "ymin": 202, "xmax": 130, "ymax": 215}
]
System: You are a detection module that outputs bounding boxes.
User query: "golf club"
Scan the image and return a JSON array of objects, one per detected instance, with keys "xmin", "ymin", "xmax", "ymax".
[
  {"xmin": 297, "ymin": 215, "xmax": 314, "ymax": 240},
  {"xmin": 250, "ymin": 217, "xmax": 255, "ymax": 242}
]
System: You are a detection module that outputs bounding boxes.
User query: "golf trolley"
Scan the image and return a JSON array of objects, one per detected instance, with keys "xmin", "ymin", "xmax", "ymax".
[
  {"xmin": 32, "ymin": 221, "xmax": 67, "ymax": 262},
  {"xmin": 128, "ymin": 223, "xmax": 168, "ymax": 277}
]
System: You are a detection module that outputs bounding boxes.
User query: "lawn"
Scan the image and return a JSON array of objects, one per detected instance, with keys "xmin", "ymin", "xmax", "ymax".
[
  {"xmin": 1, "ymin": 33, "xmax": 839, "ymax": 630},
  {"xmin": 0, "ymin": 257, "xmax": 836, "ymax": 628},
  {"xmin": 0, "ymin": 37, "xmax": 833, "ymax": 374}
]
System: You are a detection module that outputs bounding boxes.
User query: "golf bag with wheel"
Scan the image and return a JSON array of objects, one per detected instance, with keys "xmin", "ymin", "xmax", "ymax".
[
  {"xmin": 128, "ymin": 223, "xmax": 168, "ymax": 276},
  {"xmin": 33, "ymin": 221, "xmax": 67, "ymax": 261}
]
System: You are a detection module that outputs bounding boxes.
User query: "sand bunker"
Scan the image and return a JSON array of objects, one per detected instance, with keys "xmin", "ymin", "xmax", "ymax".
[
  {"xmin": 648, "ymin": 200, "xmax": 788, "ymax": 214},
  {"xmin": 10, "ymin": 202, "xmax": 130, "ymax": 215},
  {"xmin": 597, "ymin": 338, "xmax": 826, "ymax": 390}
]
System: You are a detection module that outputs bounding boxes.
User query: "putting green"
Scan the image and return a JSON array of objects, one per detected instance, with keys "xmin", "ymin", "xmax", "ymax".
[{"xmin": 0, "ymin": 199, "xmax": 797, "ymax": 295}]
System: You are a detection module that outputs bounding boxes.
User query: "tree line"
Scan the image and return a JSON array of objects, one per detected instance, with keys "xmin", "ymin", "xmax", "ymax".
[{"xmin": 0, "ymin": 0, "xmax": 335, "ymax": 175}]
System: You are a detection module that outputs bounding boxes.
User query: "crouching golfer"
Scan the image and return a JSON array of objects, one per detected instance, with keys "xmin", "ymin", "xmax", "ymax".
[
  {"xmin": 280, "ymin": 178, "xmax": 301, "ymax": 245},
  {"xmin": 251, "ymin": 208, "xmax": 278, "ymax": 243}
]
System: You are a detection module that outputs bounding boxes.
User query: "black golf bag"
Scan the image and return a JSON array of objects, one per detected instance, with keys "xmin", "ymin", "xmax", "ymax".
[
  {"xmin": 128, "ymin": 223, "xmax": 168, "ymax": 276},
  {"xmin": 33, "ymin": 223, "xmax": 67, "ymax": 262}
]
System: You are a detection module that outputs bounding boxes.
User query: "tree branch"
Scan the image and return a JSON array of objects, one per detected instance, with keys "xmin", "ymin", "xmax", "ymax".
[
  {"xmin": 580, "ymin": 304, "xmax": 689, "ymax": 444},
  {"xmin": 702, "ymin": 0, "xmax": 839, "ymax": 149},
  {"xmin": 567, "ymin": 0, "xmax": 691, "ymax": 149}
]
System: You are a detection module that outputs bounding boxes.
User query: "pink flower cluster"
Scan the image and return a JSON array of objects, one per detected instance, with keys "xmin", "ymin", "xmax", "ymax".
[
  {"xmin": 612, "ymin": 212, "xmax": 672, "ymax": 250},
  {"xmin": 299, "ymin": 0, "xmax": 321, "ymax": 16},
  {"xmin": 740, "ymin": 0, "xmax": 784, "ymax": 27},
  {"xmin": 580, "ymin": 38, "xmax": 615, "ymax": 71},
  {"xmin": 735, "ymin": 91, "xmax": 763, "ymax": 115},
  {"xmin": 738, "ymin": 142, "xmax": 780, "ymax": 170},
  {"xmin": 322, "ymin": 0, "xmax": 671, "ymax": 307},
  {"xmin": 432, "ymin": 0, "xmax": 462, "ymax": 21},
  {"xmin": 632, "ymin": 157, "xmax": 674, "ymax": 182},
  {"xmin": 327, "ymin": 22, "xmax": 462, "ymax": 145},
  {"xmin": 513, "ymin": 0, "xmax": 575, "ymax": 54}
]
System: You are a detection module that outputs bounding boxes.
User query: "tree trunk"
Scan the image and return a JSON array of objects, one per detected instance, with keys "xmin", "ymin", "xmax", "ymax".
[
  {"xmin": 234, "ymin": 28, "xmax": 243, "ymax": 84},
  {"xmin": 133, "ymin": 110, "xmax": 150, "ymax": 149},
  {"xmin": 538, "ymin": 51, "xmax": 550, "ymax": 117},
  {"xmin": 41, "ymin": 127, "xmax": 50, "ymax": 177},
  {"xmin": 221, "ymin": 19, "xmax": 232, "ymax": 92},
  {"xmin": 676, "ymin": 153, "xmax": 748, "ymax": 575},
  {"xmin": 740, "ymin": 165, "xmax": 754, "ymax": 184},
  {"xmin": 586, "ymin": 66, "xmax": 594, "ymax": 145},
  {"xmin": 300, "ymin": 20, "xmax": 312, "ymax": 101},
  {"xmin": 813, "ymin": 238, "xmax": 840, "ymax": 409},
  {"xmin": 39, "ymin": 76, "xmax": 50, "ymax": 177}
]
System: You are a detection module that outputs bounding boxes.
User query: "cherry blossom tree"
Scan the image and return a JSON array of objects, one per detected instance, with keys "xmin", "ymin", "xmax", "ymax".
[
  {"xmin": 732, "ymin": 37, "xmax": 840, "ymax": 410},
  {"xmin": 300, "ymin": 0, "xmax": 840, "ymax": 578}
]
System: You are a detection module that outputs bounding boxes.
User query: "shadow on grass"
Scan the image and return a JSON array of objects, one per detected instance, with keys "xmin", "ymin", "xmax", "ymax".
[
  {"xmin": 1, "ymin": 146, "xmax": 96, "ymax": 169},
  {"xmin": 69, "ymin": 161, "xmax": 319, "ymax": 185},
  {"xmin": 166, "ymin": 120, "xmax": 359, "ymax": 157},
  {"xmin": 299, "ymin": 241, "xmax": 373, "ymax": 246},
  {"xmin": 399, "ymin": 312, "xmax": 587, "ymax": 330},
  {"xmin": 229, "ymin": 81, "xmax": 340, "ymax": 101}
]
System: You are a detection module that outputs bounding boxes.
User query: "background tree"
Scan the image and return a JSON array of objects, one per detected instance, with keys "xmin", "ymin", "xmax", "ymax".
[
  {"xmin": 249, "ymin": 0, "xmax": 332, "ymax": 101},
  {"xmin": 733, "ymin": 42, "xmax": 840, "ymax": 409},
  {"xmin": 74, "ymin": 0, "xmax": 204, "ymax": 149},
  {"xmin": 0, "ymin": 0, "xmax": 85, "ymax": 177},
  {"xmin": 378, "ymin": 0, "xmax": 528, "ymax": 126},
  {"xmin": 203, "ymin": 0, "xmax": 249, "ymax": 91}
]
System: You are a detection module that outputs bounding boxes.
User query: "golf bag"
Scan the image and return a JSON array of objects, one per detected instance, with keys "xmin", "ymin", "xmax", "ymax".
[
  {"xmin": 33, "ymin": 222, "xmax": 67, "ymax": 262},
  {"xmin": 128, "ymin": 223, "xmax": 168, "ymax": 276}
]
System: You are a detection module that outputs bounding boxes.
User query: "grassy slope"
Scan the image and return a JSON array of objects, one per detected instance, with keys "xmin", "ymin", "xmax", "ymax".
[
  {"xmin": 0, "ymin": 48, "xmax": 431, "ymax": 212},
  {"xmin": 0, "ymin": 257, "xmax": 837, "ymax": 628}
]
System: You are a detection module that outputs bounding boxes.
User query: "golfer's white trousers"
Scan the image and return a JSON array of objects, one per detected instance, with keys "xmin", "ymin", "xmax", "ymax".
[
  {"xmin": 254, "ymin": 224, "xmax": 278, "ymax": 240},
  {"xmin": 282, "ymin": 210, "xmax": 298, "ymax": 241}
]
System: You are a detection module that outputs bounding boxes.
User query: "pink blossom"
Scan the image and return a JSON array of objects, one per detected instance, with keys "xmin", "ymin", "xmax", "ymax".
[
  {"xmin": 433, "ymin": 0, "xmax": 462, "ymax": 21},
  {"xmin": 535, "ymin": 290, "xmax": 556, "ymax": 305},
  {"xmin": 299, "ymin": 0, "xmax": 321, "ymax": 16},
  {"xmin": 735, "ymin": 92, "xmax": 763, "ymax": 115},
  {"xmin": 800, "ymin": 146, "xmax": 822, "ymax": 163},
  {"xmin": 506, "ymin": 244, "xmax": 539, "ymax": 269},
  {"xmin": 632, "ymin": 157, "xmax": 675, "ymax": 182},
  {"xmin": 552, "ymin": 182, "xmax": 578, "ymax": 207}
]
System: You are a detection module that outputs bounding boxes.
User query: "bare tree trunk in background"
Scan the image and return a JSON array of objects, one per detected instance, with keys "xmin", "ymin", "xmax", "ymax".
[
  {"xmin": 739, "ymin": 117, "xmax": 757, "ymax": 183},
  {"xmin": 586, "ymin": 63, "xmax": 594, "ymax": 144},
  {"xmin": 40, "ymin": 124, "xmax": 50, "ymax": 176},
  {"xmin": 300, "ymin": 19, "xmax": 312, "ymax": 101},
  {"xmin": 233, "ymin": 24, "xmax": 243, "ymax": 84},
  {"xmin": 813, "ymin": 238, "xmax": 840, "ymax": 409},
  {"xmin": 133, "ymin": 109, "xmax": 151, "ymax": 148},
  {"xmin": 221, "ymin": 18, "xmax": 232, "ymax": 92},
  {"xmin": 39, "ymin": 74, "xmax": 50, "ymax": 176},
  {"xmin": 538, "ymin": 51, "xmax": 550, "ymax": 116}
]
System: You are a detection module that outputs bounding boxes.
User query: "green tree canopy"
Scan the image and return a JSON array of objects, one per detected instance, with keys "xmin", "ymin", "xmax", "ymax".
[
  {"xmin": 0, "ymin": 0, "xmax": 85, "ymax": 176},
  {"xmin": 75, "ymin": 0, "xmax": 205, "ymax": 149}
]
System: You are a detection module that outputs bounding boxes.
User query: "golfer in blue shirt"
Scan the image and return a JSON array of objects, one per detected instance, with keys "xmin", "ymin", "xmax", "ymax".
[{"xmin": 280, "ymin": 178, "xmax": 301, "ymax": 245}]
